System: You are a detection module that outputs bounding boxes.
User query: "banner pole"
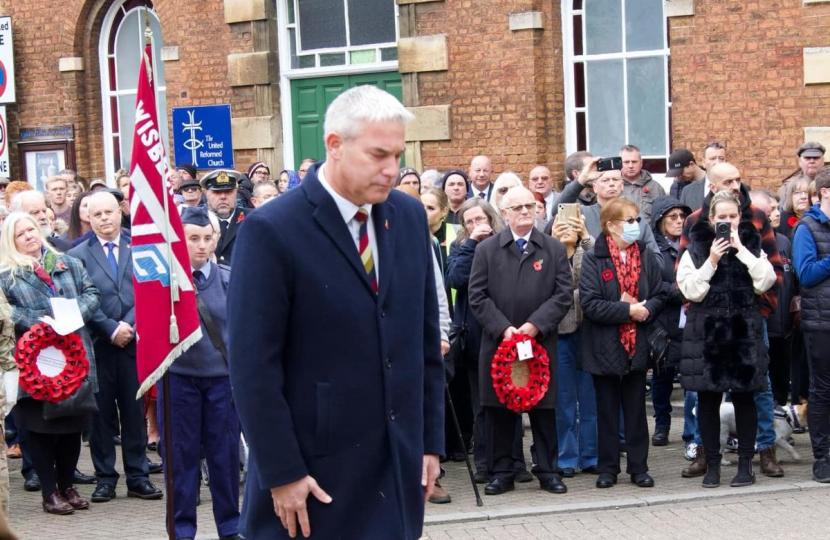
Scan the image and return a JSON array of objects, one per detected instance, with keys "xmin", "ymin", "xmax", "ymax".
[{"xmin": 162, "ymin": 373, "xmax": 176, "ymax": 540}]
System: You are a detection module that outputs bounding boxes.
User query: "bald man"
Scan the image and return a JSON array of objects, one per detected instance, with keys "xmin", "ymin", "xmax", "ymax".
[
  {"xmin": 68, "ymin": 192, "xmax": 163, "ymax": 503},
  {"xmin": 467, "ymin": 155, "xmax": 495, "ymax": 201}
]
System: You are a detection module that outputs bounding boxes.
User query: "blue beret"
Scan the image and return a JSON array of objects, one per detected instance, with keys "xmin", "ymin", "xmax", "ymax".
[{"xmin": 180, "ymin": 205, "xmax": 211, "ymax": 227}]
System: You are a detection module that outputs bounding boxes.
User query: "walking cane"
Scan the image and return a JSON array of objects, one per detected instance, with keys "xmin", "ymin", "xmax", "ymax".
[{"xmin": 444, "ymin": 385, "xmax": 483, "ymax": 507}]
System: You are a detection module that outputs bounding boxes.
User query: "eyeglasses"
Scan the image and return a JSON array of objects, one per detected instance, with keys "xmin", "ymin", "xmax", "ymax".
[
  {"xmin": 497, "ymin": 187, "xmax": 510, "ymax": 194},
  {"xmin": 793, "ymin": 190, "xmax": 810, "ymax": 197},
  {"xmin": 253, "ymin": 170, "xmax": 269, "ymax": 177},
  {"xmin": 664, "ymin": 212, "xmax": 686, "ymax": 221},
  {"xmin": 181, "ymin": 186, "xmax": 200, "ymax": 193},
  {"xmin": 505, "ymin": 203, "xmax": 536, "ymax": 212},
  {"xmin": 464, "ymin": 216, "xmax": 489, "ymax": 227},
  {"xmin": 530, "ymin": 176, "xmax": 551, "ymax": 182},
  {"xmin": 616, "ymin": 217, "xmax": 640, "ymax": 225}
]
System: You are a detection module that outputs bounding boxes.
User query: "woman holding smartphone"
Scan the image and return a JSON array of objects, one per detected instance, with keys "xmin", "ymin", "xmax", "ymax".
[{"xmin": 676, "ymin": 190, "xmax": 777, "ymax": 488}]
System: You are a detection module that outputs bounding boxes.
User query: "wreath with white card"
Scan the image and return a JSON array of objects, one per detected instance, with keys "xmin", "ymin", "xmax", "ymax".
[
  {"xmin": 15, "ymin": 323, "xmax": 89, "ymax": 403},
  {"xmin": 490, "ymin": 334, "xmax": 550, "ymax": 413}
]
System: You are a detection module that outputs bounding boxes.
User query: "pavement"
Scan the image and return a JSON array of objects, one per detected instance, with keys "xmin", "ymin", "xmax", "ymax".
[{"xmin": 7, "ymin": 386, "xmax": 828, "ymax": 539}]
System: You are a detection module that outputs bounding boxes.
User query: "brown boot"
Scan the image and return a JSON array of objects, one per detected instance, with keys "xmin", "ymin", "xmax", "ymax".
[
  {"xmin": 759, "ymin": 447, "xmax": 784, "ymax": 477},
  {"xmin": 428, "ymin": 479, "xmax": 451, "ymax": 504},
  {"xmin": 682, "ymin": 445, "xmax": 707, "ymax": 477}
]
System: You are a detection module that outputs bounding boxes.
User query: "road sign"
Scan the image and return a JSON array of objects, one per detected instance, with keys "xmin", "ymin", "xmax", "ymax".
[
  {"xmin": 0, "ymin": 106, "xmax": 8, "ymax": 178},
  {"xmin": 171, "ymin": 104, "xmax": 233, "ymax": 170},
  {"xmin": 0, "ymin": 17, "xmax": 15, "ymax": 104}
]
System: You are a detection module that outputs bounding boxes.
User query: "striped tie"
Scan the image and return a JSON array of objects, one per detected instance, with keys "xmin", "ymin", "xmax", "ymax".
[{"xmin": 354, "ymin": 209, "xmax": 378, "ymax": 293}]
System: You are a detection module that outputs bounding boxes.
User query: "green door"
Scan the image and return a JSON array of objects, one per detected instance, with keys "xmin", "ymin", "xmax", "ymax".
[{"xmin": 290, "ymin": 72, "xmax": 403, "ymax": 167}]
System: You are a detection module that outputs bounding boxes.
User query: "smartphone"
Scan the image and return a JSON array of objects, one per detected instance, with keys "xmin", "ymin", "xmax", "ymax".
[
  {"xmin": 556, "ymin": 203, "xmax": 580, "ymax": 224},
  {"xmin": 715, "ymin": 222, "xmax": 731, "ymax": 243},
  {"xmin": 597, "ymin": 156, "xmax": 623, "ymax": 172}
]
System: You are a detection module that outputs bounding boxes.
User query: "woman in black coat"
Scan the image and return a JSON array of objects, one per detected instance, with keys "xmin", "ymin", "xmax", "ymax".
[
  {"xmin": 579, "ymin": 198, "xmax": 667, "ymax": 489},
  {"xmin": 649, "ymin": 197, "xmax": 691, "ymax": 446},
  {"xmin": 677, "ymin": 190, "xmax": 777, "ymax": 488}
]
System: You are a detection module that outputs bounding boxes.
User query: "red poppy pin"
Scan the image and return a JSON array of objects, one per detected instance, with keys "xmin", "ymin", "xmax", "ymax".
[
  {"xmin": 237, "ymin": 212, "xmax": 245, "ymax": 224},
  {"xmin": 643, "ymin": 187, "xmax": 650, "ymax": 194},
  {"xmin": 385, "ymin": 220, "xmax": 390, "ymax": 230},
  {"xmin": 788, "ymin": 215, "xmax": 798, "ymax": 227},
  {"xmin": 533, "ymin": 259, "xmax": 544, "ymax": 272},
  {"xmin": 602, "ymin": 269, "xmax": 614, "ymax": 281},
  {"xmin": 56, "ymin": 261, "xmax": 67, "ymax": 271}
]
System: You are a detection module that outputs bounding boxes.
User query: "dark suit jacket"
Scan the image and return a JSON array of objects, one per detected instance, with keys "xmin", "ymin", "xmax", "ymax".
[
  {"xmin": 227, "ymin": 163, "xmax": 445, "ymax": 540},
  {"xmin": 47, "ymin": 235, "xmax": 73, "ymax": 253},
  {"xmin": 468, "ymin": 227, "xmax": 573, "ymax": 409},
  {"xmin": 68, "ymin": 236, "xmax": 136, "ymax": 357},
  {"xmin": 215, "ymin": 207, "xmax": 252, "ymax": 266},
  {"xmin": 679, "ymin": 179, "xmax": 705, "ymax": 213},
  {"xmin": 466, "ymin": 182, "xmax": 494, "ymax": 201}
]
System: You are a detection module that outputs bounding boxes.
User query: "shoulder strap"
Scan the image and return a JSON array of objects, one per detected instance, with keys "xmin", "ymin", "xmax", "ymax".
[{"xmin": 195, "ymin": 292, "xmax": 228, "ymax": 364}]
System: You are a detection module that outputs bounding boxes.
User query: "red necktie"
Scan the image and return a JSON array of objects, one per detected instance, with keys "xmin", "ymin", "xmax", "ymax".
[{"xmin": 354, "ymin": 209, "xmax": 378, "ymax": 293}]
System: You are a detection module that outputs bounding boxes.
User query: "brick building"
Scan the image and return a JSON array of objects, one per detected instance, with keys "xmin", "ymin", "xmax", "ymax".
[{"xmin": 0, "ymin": 0, "xmax": 828, "ymax": 189}]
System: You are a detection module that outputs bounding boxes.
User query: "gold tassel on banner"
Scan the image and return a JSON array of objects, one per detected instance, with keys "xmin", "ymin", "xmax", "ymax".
[{"xmin": 169, "ymin": 315, "xmax": 179, "ymax": 343}]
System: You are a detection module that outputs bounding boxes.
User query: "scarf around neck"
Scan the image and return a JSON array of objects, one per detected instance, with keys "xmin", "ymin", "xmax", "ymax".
[{"xmin": 606, "ymin": 236, "xmax": 641, "ymax": 358}]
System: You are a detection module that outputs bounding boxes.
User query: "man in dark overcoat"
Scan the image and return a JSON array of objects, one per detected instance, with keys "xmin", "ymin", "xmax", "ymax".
[
  {"xmin": 227, "ymin": 85, "xmax": 445, "ymax": 540},
  {"xmin": 469, "ymin": 186, "xmax": 574, "ymax": 495}
]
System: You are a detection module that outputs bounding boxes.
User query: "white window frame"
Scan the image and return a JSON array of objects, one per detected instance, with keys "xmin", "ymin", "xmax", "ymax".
[
  {"xmin": 98, "ymin": 1, "xmax": 166, "ymax": 184},
  {"xmin": 561, "ymin": 0, "xmax": 671, "ymax": 169},
  {"xmin": 276, "ymin": 0, "xmax": 400, "ymax": 170}
]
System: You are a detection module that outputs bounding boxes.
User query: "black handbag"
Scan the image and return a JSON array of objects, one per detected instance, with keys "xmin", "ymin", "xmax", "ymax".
[
  {"xmin": 42, "ymin": 378, "xmax": 98, "ymax": 420},
  {"xmin": 647, "ymin": 324, "xmax": 670, "ymax": 374},
  {"xmin": 444, "ymin": 323, "xmax": 467, "ymax": 382}
]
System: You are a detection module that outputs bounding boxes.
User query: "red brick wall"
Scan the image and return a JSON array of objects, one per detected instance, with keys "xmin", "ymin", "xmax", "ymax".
[
  {"xmin": 669, "ymin": 0, "xmax": 830, "ymax": 189},
  {"xmin": 414, "ymin": 0, "xmax": 566, "ymax": 180},
  {"xmin": 0, "ymin": 0, "xmax": 255, "ymax": 182}
]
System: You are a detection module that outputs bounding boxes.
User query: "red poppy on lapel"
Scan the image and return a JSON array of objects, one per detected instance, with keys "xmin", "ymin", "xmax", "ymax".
[
  {"xmin": 602, "ymin": 269, "xmax": 614, "ymax": 281},
  {"xmin": 56, "ymin": 262, "xmax": 67, "ymax": 271},
  {"xmin": 642, "ymin": 187, "xmax": 650, "ymax": 194},
  {"xmin": 385, "ymin": 219, "xmax": 389, "ymax": 230},
  {"xmin": 533, "ymin": 259, "xmax": 543, "ymax": 272},
  {"xmin": 787, "ymin": 215, "xmax": 798, "ymax": 228},
  {"xmin": 237, "ymin": 212, "xmax": 245, "ymax": 224}
]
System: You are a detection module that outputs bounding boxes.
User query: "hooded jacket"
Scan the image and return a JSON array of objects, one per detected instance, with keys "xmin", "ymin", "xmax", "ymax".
[
  {"xmin": 621, "ymin": 170, "xmax": 666, "ymax": 224},
  {"xmin": 793, "ymin": 204, "xmax": 830, "ymax": 332}
]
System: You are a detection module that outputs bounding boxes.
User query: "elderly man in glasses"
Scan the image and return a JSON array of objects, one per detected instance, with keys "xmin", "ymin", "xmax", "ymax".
[
  {"xmin": 549, "ymin": 162, "xmax": 663, "ymax": 268},
  {"xmin": 468, "ymin": 186, "xmax": 574, "ymax": 496}
]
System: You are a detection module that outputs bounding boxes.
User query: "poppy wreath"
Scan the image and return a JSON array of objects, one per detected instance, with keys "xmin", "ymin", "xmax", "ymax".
[
  {"xmin": 491, "ymin": 333, "xmax": 550, "ymax": 413},
  {"xmin": 15, "ymin": 323, "xmax": 89, "ymax": 403}
]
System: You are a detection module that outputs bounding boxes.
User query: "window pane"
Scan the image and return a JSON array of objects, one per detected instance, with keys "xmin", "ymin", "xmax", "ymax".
[
  {"xmin": 586, "ymin": 60, "xmax": 625, "ymax": 157},
  {"xmin": 573, "ymin": 15, "xmax": 583, "ymax": 56},
  {"xmin": 115, "ymin": 11, "xmax": 141, "ymax": 90},
  {"xmin": 150, "ymin": 12, "xmax": 165, "ymax": 87},
  {"xmin": 348, "ymin": 0, "xmax": 396, "ymax": 46},
  {"xmin": 574, "ymin": 62, "xmax": 585, "ymax": 108},
  {"xmin": 287, "ymin": 0, "xmax": 295, "ymax": 24},
  {"xmin": 298, "ymin": 55, "xmax": 315, "ymax": 69},
  {"xmin": 585, "ymin": 0, "xmax": 622, "ymax": 55},
  {"xmin": 350, "ymin": 50, "xmax": 376, "ymax": 64},
  {"xmin": 627, "ymin": 57, "xmax": 666, "ymax": 156},
  {"xmin": 380, "ymin": 47, "xmax": 398, "ymax": 62},
  {"xmin": 320, "ymin": 53, "xmax": 345, "ymax": 66},
  {"xmin": 118, "ymin": 94, "xmax": 137, "ymax": 170},
  {"xmin": 157, "ymin": 90, "xmax": 169, "ymax": 155},
  {"xmin": 298, "ymin": 0, "xmax": 346, "ymax": 51},
  {"xmin": 625, "ymin": 0, "xmax": 664, "ymax": 52},
  {"xmin": 289, "ymin": 28, "xmax": 298, "ymax": 69}
]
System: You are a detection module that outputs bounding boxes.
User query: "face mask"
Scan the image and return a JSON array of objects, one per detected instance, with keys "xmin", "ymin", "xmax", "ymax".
[{"xmin": 619, "ymin": 221, "xmax": 639, "ymax": 243}]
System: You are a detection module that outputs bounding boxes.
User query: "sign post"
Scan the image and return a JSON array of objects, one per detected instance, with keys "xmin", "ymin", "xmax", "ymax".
[
  {"xmin": 171, "ymin": 104, "xmax": 233, "ymax": 169},
  {"xmin": 0, "ymin": 16, "xmax": 16, "ymax": 104}
]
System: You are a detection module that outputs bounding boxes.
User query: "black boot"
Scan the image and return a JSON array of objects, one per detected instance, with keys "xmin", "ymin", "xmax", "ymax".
[
  {"xmin": 731, "ymin": 456, "xmax": 756, "ymax": 487},
  {"xmin": 702, "ymin": 458, "xmax": 721, "ymax": 488}
]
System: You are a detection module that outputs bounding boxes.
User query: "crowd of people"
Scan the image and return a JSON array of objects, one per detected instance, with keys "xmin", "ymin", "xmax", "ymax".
[{"xmin": 0, "ymin": 84, "xmax": 827, "ymax": 540}]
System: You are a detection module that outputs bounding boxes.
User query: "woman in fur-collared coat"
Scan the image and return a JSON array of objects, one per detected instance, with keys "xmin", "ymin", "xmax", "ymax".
[{"xmin": 677, "ymin": 190, "xmax": 777, "ymax": 489}]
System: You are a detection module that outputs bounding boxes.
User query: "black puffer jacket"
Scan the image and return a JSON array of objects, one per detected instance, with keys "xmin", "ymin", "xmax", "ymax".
[
  {"xmin": 651, "ymin": 196, "xmax": 692, "ymax": 369},
  {"xmin": 579, "ymin": 235, "xmax": 668, "ymax": 376},
  {"xmin": 679, "ymin": 207, "xmax": 769, "ymax": 393}
]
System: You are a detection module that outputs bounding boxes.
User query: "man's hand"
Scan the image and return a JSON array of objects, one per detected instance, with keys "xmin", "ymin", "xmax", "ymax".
[
  {"xmin": 503, "ymin": 326, "xmax": 519, "ymax": 340},
  {"xmin": 629, "ymin": 300, "xmax": 650, "ymax": 322},
  {"xmin": 112, "ymin": 322, "xmax": 134, "ymax": 348},
  {"xmin": 517, "ymin": 322, "xmax": 540, "ymax": 338},
  {"xmin": 422, "ymin": 454, "xmax": 440, "ymax": 501},
  {"xmin": 270, "ymin": 476, "xmax": 332, "ymax": 539},
  {"xmin": 440, "ymin": 340, "xmax": 450, "ymax": 357},
  {"xmin": 578, "ymin": 157, "xmax": 602, "ymax": 187}
]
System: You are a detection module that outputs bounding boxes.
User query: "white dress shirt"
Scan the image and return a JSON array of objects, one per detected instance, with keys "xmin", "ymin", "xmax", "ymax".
[
  {"xmin": 318, "ymin": 165, "xmax": 380, "ymax": 283},
  {"xmin": 510, "ymin": 229, "xmax": 532, "ymax": 249},
  {"xmin": 98, "ymin": 234, "xmax": 121, "ymax": 263}
]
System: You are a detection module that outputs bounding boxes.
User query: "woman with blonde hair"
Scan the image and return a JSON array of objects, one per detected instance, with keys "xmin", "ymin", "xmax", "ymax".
[{"xmin": 0, "ymin": 212, "xmax": 101, "ymax": 515}]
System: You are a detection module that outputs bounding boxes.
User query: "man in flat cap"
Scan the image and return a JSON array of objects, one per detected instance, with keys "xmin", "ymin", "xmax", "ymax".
[
  {"xmin": 201, "ymin": 170, "xmax": 252, "ymax": 266},
  {"xmin": 797, "ymin": 142, "xmax": 827, "ymax": 182},
  {"xmin": 157, "ymin": 205, "xmax": 242, "ymax": 540},
  {"xmin": 177, "ymin": 178, "xmax": 204, "ymax": 208}
]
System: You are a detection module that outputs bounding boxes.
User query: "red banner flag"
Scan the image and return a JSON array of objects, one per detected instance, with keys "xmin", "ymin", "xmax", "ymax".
[{"xmin": 129, "ymin": 42, "xmax": 202, "ymax": 397}]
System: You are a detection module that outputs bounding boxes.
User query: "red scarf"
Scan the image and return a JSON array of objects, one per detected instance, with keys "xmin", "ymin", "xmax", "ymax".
[
  {"xmin": 32, "ymin": 263, "xmax": 56, "ymax": 294},
  {"xmin": 606, "ymin": 236, "xmax": 641, "ymax": 358}
]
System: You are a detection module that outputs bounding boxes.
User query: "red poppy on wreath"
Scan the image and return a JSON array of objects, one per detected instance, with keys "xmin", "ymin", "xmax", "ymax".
[
  {"xmin": 15, "ymin": 323, "xmax": 89, "ymax": 403},
  {"xmin": 602, "ymin": 269, "xmax": 614, "ymax": 281},
  {"xmin": 237, "ymin": 212, "xmax": 245, "ymax": 224},
  {"xmin": 787, "ymin": 215, "xmax": 798, "ymax": 228},
  {"xmin": 533, "ymin": 259, "xmax": 543, "ymax": 272},
  {"xmin": 491, "ymin": 334, "xmax": 550, "ymax": 413}
]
